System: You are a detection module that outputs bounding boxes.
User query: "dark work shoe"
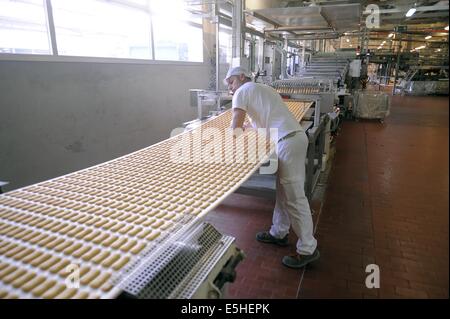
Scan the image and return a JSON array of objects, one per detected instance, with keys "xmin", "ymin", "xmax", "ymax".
[
  {"xmin": 256, "ymin": 231, "xmax": 289, "ymax": 246},
  {"xmin": 282, "ymin": 249, "xmax": 320, "ymax": 269}
]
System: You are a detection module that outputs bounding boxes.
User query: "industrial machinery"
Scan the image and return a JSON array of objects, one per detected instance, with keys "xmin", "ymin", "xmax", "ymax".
[
  {"xmin": 271, "ymin": 78, "xmax": 335, "ymax": 114},
  {"xmin": 300, "ymin": 53, "xmax": 353, "ymax": 87},
  {"xmin": 236, "ymin": 108, "xmax": 329, "ymax": 201},
  {"xmin": 271, "ymin": 78, "xmax": 333, "ymax": 94},
  {"xmin": 115, "ymin": 222, "xmax": 244, "ymax": 299},
  {"xmin": 189, "ymin": 89, "xmax": 232, "ymax": 120},
  {"xmin": 0, "ymin": 102, "xmax": 311, "ymax": 299},
  {"xmin": 236, "ymin": 89, "xmax": 330, "ymax": 200},
  {"xmin": 395, "ymin": 66, "xmax": 449, "ymax": 96},
  {"xmin": 236, "ymin": 54, "xmax": 353, "ymax": 201},
  {"xmin": 184, "ymin": 89, "xmax": 233, "ymax": 131},
  {"xmin": 271, "ymin": 76, "xmax": 342, "ymax": 187}
]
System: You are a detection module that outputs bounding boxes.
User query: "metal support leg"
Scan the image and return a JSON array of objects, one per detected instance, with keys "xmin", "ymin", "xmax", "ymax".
[
  {"xmin": 304, "ymin": 115, "xmax": 326, "ymax": 200},
  {"xmin": 0, "ymin": 181, "xmax": 9, "ymax": 194},
  {"xmin": 314, "ymin": 98, "xmax": 321, "ymax": 127},
  {"xmin": 305, "ymin": 131, "xmax": 315, "ymax": 200}
]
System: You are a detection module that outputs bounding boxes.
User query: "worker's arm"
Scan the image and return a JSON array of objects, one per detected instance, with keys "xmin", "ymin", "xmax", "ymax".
[{"xmin": 230, "ymin": 108, "xmax": 247, "ymax": 129}]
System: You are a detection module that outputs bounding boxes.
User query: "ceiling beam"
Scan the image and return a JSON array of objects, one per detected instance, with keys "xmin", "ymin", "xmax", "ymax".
[
  {"xmin": 244, "ymin": 10, "xmax": 298, "ymax": 36},
  {"xmin": 369, "ymin": 37, "xmax": 447, "ymax": 42},
  {"xmin": 245, "ymin": 10, "xmax": 281, "ymax": 28},
  {"xmin": 265, "ymin": 26, "xmax": 333, "ymax": 32},
  {"xmin": 382, "ymin": 12, "xmax": 449, "ymax": 20},
  {"xmin": 285, "ymin": 34, "xmax": 340, "ymax": 40},
  {"xmin": 361, "ymin": 3, "xmax": 449, "ymax": 15},
  {"xmin": 319, "ymin": 8, "xmax": 337, "ymax": 32}
]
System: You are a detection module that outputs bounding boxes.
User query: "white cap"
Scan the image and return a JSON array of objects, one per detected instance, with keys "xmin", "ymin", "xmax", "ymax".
[{"xmin": 223, "ymin": 66, "xmax": 251, "ymax": 84}]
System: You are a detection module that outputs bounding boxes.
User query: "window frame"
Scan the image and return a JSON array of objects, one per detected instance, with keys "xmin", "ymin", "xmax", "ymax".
[{"xmin": 0, "ymin": 0, "xmax": 204, "ymax": 64}]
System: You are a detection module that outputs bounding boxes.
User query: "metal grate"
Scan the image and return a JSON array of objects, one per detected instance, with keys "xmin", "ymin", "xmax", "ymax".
[
  {"xmin": 115, "ymin": 222, "xmax": 224, "ymax": 299},
  {"xmin": 272, "ymin": 79, "xmax": 333, "ymax": 94}
]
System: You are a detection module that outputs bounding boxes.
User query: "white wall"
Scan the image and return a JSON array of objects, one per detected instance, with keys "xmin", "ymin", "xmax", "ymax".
[{"xmin": 0, "ymin": 60, "xmax": 211, "ymax": 191}]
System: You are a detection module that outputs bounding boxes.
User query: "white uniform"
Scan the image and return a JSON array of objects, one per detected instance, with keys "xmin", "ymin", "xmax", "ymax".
[
  {"xmin": 232, "ymin": 82, "xmax": 317, "ymax": 255},
  {"xmin": 232, "ymin": 82, "xmax": 301, "ymax": 141}
]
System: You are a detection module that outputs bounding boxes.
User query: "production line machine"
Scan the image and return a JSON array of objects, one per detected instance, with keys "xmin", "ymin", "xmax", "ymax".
[
  {"xmin": 272, "ymin": 78, "xmax": 333, "ymax": 95},
  {"xmin": 295, "ymin": 53, "xmax": 354, "ymax": 93},
  {"xmin": 232, "ymin": 78, "xmax": 338, "ymax": 201},
  {"xmin": 189, "ymin": 89, "xmax": 232, "ymax": 120},
  {"xmin": 298, "ymin": 56, "xmax": 351, "ymax": 86},
  {"xmin": 395, "ymin": 66, "xmax": 449, "ymax": 96},
  {"xmin": 0, "ymin": 101, "xmax": 312, "ymax": 299},
  {"xmin": 186, "ymin": 83, "xmax": 331, "ymax": 201},
  {"xmin": 272, "ymin": 75, "xmax": 348, "ymax": 198}
]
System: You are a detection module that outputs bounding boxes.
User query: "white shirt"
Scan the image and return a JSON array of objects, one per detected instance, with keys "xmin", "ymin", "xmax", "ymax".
[{"xmin": 232, "ymin": 82, "xmax": 302, "ymax": 141}]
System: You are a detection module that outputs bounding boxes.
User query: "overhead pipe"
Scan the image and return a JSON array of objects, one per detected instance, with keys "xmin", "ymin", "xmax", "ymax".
[
  {"xmin": 214, "ymin": 0, "xmax": 220, "ymax": 91},
  {"xmin": 232, "ymin": 0, "xmax": 244, "ymax": 65},
  {"xmin": 265, "ymin": 26, "xmax": 332, "ymax": 32},
  {"xmin": 285, "ymin": 34, "xmax": 340, "ymax": 41}
]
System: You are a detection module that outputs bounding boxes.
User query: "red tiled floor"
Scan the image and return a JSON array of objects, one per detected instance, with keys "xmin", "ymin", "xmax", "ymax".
[
  {"xmin": 204, "ymin": 193, "xmax": 303, "ymax": 299},
  {"xmin": 207, "ymin": 93, "xmax": 449, "ymax": 299}
]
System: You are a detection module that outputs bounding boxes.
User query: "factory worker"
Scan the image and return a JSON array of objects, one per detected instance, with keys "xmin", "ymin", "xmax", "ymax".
[{"xmin": 224, "ymin": 66, "xmax": 320, "ymax": 268}]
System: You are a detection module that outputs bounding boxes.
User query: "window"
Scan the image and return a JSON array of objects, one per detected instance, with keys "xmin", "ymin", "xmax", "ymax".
[
  {"xmin": 219, "ymin": 28, "xmax": 232, "ymax": 65},
  {"xmin": 218, "ymin": 26, "xmax": 232, "ymax": 89},
  {"xmin": 0, "ymin": 0, "xmax": 51, "ymax": 54},
  {"xmin": 0, "ymin": 0, "xmax": 204, "ymax": 62},
  {"xmin": 151, "ymin": 0, "xmax": 203, "ymax": 62},
  {"xmin": 52, "ymin": 0, "xmax": 152, "ymax": 59},
  {"xmin": 152, "ymin": 19, "xmax": 202, "ymax": 62}
]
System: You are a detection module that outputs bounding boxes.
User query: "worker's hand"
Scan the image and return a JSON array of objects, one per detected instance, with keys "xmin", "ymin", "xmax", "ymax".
[
  {"xmin": 232, "ymin": 127, "xmax": 245, "ymax": 139},
  {"xmin": 244, "ymin": 127, "xmax": 257, "ymax": 136}
]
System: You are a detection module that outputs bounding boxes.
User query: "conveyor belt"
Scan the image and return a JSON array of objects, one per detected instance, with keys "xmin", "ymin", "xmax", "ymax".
[
  {"xmin": 0, "ymin": 100, "xmax": 312, "ymax": 299},
  {"xmin": 272, "ymin": 79, "xmax": 333, "ymax": 95},
  {"xmin": 276, "ymin": 87, "xmax": 321, "ymax": 94}
]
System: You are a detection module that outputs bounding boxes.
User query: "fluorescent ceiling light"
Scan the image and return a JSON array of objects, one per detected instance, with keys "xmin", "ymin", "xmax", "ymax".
[
  {"xmin": 425, "ymin": 35, "xmax": 432, "ymax": 40},
  {"xmin": 388, "ymin": 33, "xmax": 394, "ymax": 38},
  {"xmin": 406, "ymin": 8, "xmax": 416, "ymax": 17},
  {"xmin": 415, "ymin": 45, "xmax": 426, "ymax": 50}
]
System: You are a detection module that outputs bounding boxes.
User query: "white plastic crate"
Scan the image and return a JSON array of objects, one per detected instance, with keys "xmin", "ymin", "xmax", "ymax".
[{"xmin": 353, "ymin": 91, "xmax": 390, "ymax": 120}]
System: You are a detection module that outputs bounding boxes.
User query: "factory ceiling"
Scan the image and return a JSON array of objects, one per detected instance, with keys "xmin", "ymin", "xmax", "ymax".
[{"xmin": 244, "ymin": 0, "xmax": 449, "ymax": 39}]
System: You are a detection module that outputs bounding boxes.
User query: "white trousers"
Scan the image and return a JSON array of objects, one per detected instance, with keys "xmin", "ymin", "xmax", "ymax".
[{"xmin": 269, "ymin": 131, "xmax": 318, "ymax": 255}]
